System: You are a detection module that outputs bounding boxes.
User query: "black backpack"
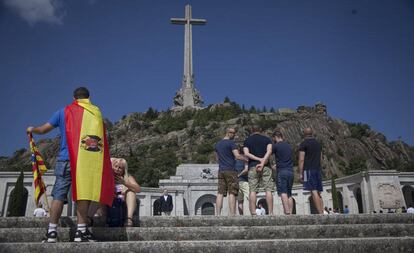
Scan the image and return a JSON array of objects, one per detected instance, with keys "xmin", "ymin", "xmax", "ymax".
[{"xmin": 107, "ymin": 198, "xmax": 126, "ymax": 227}]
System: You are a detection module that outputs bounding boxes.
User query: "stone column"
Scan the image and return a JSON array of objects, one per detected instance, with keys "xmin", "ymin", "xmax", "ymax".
[
  {"xmin": 360, "ymin": 175, "xmax": 371, "ymax": 213},
  {"xmin": 175, "ymin": 191, "xmax": 184, "ymax": 216}
]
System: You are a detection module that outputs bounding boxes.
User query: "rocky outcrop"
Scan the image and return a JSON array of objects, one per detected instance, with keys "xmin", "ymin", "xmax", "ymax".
[{"xmin": 2, "ymin": 103, "xmax": 413, "ymax": 183}]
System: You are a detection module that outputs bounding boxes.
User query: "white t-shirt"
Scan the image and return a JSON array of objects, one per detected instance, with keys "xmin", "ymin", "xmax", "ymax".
[
  {"xmin": 256, "ymin": 207, "xmax": 266, "ymax": 215},
  {"xmin": 407, "ymin": 207, "xmax": 414, "ymax": 214},
  {"xmin": 33, "ymin": 208, "xmax": 47, "ymax": 217}
]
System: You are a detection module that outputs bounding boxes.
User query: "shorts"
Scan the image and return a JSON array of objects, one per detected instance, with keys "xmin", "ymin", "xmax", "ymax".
[
  {"xmin": 276, "ymin": 169, "xmax": 294, "ymax": 197},
  {"xmin": 237, "ymin": 181, "xmax": 249, "ymax": 201},
  {"xmin": 218, "ymin": 171, "xmax": 239, "ymax": 196},
  {"xmin": 248, "ymin": 166, "xmax": 275, "ymax": 193},
  {"xmin": 303, "ymin": 169, "xmax": 323, "ymax": 192},
  {"xmin": 51, "ymin": 161, "xmax": 72, "ymax": 204}
]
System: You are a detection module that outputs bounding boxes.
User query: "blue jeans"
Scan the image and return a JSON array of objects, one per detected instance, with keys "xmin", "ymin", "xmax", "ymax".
[
  {"xmin": 276, "ymin": 169, "xmax": 294, "ymax": 197},
  {"xmin": 51, "ymin": 161, "xmax": 71, "ymax": 204}
]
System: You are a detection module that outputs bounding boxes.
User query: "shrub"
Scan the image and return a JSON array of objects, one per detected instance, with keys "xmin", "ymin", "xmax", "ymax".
[
  {"xmin": 347, "ymin": 122, "xmax": 371, "ymax": 139},
  {"xmin": 344, "ymin": 156, "xmax": 367, "ymax": 175},
  {"xmin": 7, "ymin": 171, "xmax": 28, "ymax": 216}
]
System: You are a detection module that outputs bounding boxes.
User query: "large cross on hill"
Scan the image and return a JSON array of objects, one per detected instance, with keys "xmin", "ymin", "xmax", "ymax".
[{"xmin": 171, "ymin": 5, "xmax": 206, "ymax": 109}]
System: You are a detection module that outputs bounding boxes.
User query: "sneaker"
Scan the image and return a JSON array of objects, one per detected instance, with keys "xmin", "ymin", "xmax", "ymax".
[
  {"xmin": 74, "ymin": 229, "xmax": 97, "ymax": 242},
  {"xmin": 42, "ymin": 231, "xmax": 57, "ymax": 243}
]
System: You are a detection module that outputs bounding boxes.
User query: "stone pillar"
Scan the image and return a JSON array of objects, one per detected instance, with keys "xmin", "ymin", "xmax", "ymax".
[
  {"xmin": 360, "ymin": 175, "xmax": 371, "ymax": 213},
  {"xmin": 175, "ymin": 191, "xmax": 184, "ymax": 216}
]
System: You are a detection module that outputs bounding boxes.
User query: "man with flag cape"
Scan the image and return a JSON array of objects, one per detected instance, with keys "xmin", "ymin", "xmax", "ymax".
[{"xmin": 27, "ymin": 87, "xmax": 114, "ymax": 243}]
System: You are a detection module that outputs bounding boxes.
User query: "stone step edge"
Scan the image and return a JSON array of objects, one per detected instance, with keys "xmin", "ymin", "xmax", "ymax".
[
  {"xmin": 1, "ymin": 214, "xmax": 413, "ymax": 228},
  {"xmin": 1, "ymin": 237, "xmax": 412, "ymax": 253},
  {"xmin": 1, "ymin": 224, "xmax": 413, "ymax": 243},
  {"xmin": 2, "ymin": 237, "xmax": 414, "ymax": 244},
  {"xmin": 1, "ymin": 223, "xmax": 413, "ymax": 230}
]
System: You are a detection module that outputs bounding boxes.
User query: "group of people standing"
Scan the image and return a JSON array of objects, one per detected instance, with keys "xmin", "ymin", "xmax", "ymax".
[
  {"xmin": 27, "ymin": 86, "xmax": 324, "ymax": 243},
  {"xmin": 215, "ymin": 126, "xmax": 324, "ymax": 216}
]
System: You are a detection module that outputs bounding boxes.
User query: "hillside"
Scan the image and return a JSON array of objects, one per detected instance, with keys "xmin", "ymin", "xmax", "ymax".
[{"xmin": 2, "ymin": 101, "xmax": 414, "ymax": 187}]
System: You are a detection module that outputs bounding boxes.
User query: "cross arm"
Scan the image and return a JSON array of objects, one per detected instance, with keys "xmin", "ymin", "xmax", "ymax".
[
  {"xmin": 190, "ymin": 19, "xmax": 206, "ymax": 25},
  {"xmin": 170, "ymin": 18, "xmax": 207, "ymax": 25},
  {"xmin": 171, "ymin": 18, "xmax": 186, "ymax": 25}
]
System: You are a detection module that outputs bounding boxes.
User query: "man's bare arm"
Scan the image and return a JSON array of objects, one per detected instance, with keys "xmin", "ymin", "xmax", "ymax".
[
  {"xmin": 298, "ymin": 151, "xmax": 305, "ymax": 181},
  {"xmin": 27, "ymin": 123, "xmax": 54, "ymax": 135},
  {"xmin": 243, "ymin": 147, "xmax": 263, "ymax": 163},
  {"xmin": 232, "ymin": 149, "xmax": 248, "ymax": 162},
  {"xmin": 256, "ymin": 144, "xmax": 273, "ymax": 171},
  {"xmin": 262, "ymin": 143, "xmax": 273, "ymax": 165}
]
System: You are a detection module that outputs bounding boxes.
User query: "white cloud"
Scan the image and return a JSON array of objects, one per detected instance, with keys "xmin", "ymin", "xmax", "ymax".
[{"xmin": 3, "ymin": 0, "xmax": 65, "ymax": 25}]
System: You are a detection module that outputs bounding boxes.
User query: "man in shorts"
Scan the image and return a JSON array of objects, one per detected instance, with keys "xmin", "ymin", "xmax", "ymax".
[
  {"xmin": 215, "ymin": 128, "xmax": 248, "ymax": 216},
  {"xmin": 243, "ymin": 126, "xmax": 274, "ymax": 215},
  {"xmin": 235, "ymin": 146, "xmax": 249, "ymax": 215},
  {"xmin": 272, "ymin": 131, "xmax": 294, "ymax": 215},
  {"xmin": 27, "ymin": 87, "xmax": 113, "ymax": 242},
  {"xmin": 298, "ymin": 127, "xmax": 324, "ymax": 214}
]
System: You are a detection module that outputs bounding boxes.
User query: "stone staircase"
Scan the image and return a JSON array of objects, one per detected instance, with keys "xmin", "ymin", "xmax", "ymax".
[{"xmin": 0, "ymin": 214, "xmax": 413, "ymax": 253}]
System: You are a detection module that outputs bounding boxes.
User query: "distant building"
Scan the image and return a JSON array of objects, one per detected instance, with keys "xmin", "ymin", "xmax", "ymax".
[{"xmin": 0, "ymin": 166, "xmax": 413, "ymax": 217}]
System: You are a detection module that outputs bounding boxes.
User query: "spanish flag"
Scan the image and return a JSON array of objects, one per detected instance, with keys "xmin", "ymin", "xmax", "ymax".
[
  {"xmin": 65, "ymin": 99, "xmax": 114, "ymax": 206},
  {"xmin": 28, "ymin": 133, "xmax": 47, "ymax": 207}
]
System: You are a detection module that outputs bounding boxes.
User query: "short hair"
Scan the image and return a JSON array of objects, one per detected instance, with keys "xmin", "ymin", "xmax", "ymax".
[
  {"xmin": 272, "ymin": 131, "xmax": 283, "ymax": 138},
  {"xmin": 250, "ymin": 125, "xmax": 262, "ymax": 133},
  {"xmin": 73, "ymin": 87, "xmax": 90, "ymax": 99},
  {"xmin": 226, "ymin": 127, "xmax": 236, "ymax": 133},
  {"xmin": 303, "ymin": 127, "xmax": 313, "ymax": 137}
]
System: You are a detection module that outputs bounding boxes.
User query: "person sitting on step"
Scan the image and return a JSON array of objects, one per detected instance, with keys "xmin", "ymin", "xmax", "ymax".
[{"xmin": 111, "ymin": 158, "xmax": 141, "ymax": 226}]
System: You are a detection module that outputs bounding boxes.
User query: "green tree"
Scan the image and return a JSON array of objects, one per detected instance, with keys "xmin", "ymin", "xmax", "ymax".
[
  {"xmin": 7, "ymin": 171, "xmax": 28, "ymax": 216},
  {"xmin": 345, "ymin": 156, "xmax": 367, "ymax": 175},
  {"xmin": 347, "ymin": 122, "xmax": 371, "ymax": 139},
  {"xmin": 331, "ymin": 176, "xmax": 339, "ymax": 212},
  {"xmin": 249, "ymin": 106, "xmax": 257, "ymax": 113},
  {"xmin": 224, "ymin": 96, "xmax": 231, "ymax": 103},
  {"xmin": 144, "ymin": 107, "xmax": 158, "ymax": 121}
]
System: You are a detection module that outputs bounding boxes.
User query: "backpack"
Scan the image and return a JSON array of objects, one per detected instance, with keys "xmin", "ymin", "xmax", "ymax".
[{"xmin": 107, "ymin": 197, "xmax": 126, "ymax": 227}]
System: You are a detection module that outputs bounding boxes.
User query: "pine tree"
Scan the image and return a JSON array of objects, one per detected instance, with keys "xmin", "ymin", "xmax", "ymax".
[
  {"xmin": 7, "ymin": 171, "xmax": 28, "ymax": 216},
  {"xmin": 224, "ymin": 96, "xmax": 231, "ymax": 103},
  {"xmin": 249, "ymin": 106, "xmax": 256, "ymax": 113},
  {"xmin": 331, "ymin": 176, "xmax": 339, "ymax": 212},
  {"xmin": 145, "ymin": 107, "xmax": 158, "ymax": 121}
]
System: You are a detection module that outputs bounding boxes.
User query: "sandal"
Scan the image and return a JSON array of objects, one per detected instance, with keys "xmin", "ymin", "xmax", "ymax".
[{"xmin": 124, "ymin": 217, "xmax": 133, "ymax": 227}]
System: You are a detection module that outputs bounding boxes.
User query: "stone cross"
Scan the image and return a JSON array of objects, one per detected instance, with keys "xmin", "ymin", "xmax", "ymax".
[{"xmin": 171, "ymin": 5, "xmax": 206, "ymax": 109}]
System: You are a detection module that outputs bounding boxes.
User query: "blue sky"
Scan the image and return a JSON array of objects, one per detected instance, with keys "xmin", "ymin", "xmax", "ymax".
[{"xmin": 1, "ymin": 0, "xmax": 413, "ymax": 156}]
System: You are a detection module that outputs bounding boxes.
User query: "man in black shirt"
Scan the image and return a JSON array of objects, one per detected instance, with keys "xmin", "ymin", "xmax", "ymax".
[
  {"xmin": 272, "ymin": 131, "xmax": 294, "ymax": 215},
  {"xmin": 298, "ymin": 127, "xmax": 324, "ymax": 214},
  {"xmin": 243, "ymin": 126, "xmax": 274, "ymax": 215}
]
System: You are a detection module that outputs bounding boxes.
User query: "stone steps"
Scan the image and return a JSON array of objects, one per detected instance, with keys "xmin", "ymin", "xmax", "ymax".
[
  {"xmin": 0, "ymin": 238, "xmax": 413, "ymax": 253},
  {"xmin": 0, "ymin": 214, "xmax": 413, "ymax": 253},
  {"xmin": 1, "ymin": 213, "xmax": 413, "ymax": 228},
  {"xmin": 1, "ymin": 224, "xmax": 413, "ymax": 243}
]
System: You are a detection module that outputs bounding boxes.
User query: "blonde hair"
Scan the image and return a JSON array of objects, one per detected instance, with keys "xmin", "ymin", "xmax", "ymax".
[{"xmin": 111, "ymin": 157, "xmax": 130, "ymax": 192}]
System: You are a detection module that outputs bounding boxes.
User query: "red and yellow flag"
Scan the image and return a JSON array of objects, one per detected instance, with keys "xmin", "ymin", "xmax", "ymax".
[
  {"xmin": 29, "ymin": 134, "xmax": 47, "ymax": 207},
  {"xmin": 64, "ymin": 99, "xmax": 114, "ymax": 206}
]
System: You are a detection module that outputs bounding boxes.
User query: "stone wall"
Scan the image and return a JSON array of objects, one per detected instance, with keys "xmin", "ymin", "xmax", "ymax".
[{"xmin": 1, "ymin": 167, "xmax": 413, "ymax": 217}]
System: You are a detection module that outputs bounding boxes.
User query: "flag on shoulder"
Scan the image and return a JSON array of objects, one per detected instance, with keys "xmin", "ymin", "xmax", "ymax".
[{"xmin": 64, "ymin": 98, "xmax": 114, "ymax": 206}]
